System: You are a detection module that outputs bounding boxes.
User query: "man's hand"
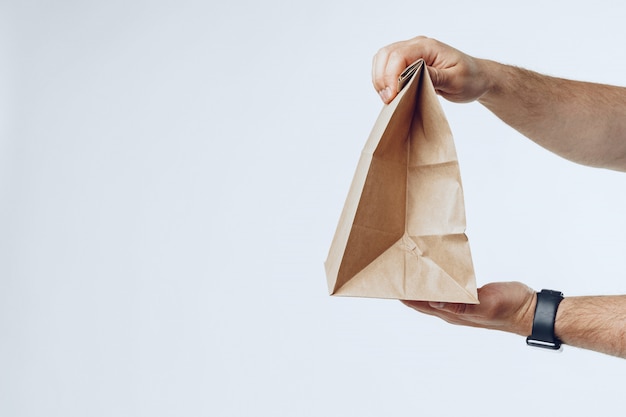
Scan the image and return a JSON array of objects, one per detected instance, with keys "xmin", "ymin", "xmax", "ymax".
[
  {"xmin": 404, "ymin": 282, "xmax": 626, "ymax": 358},
  {"xmin": 402, "ymin": 282, "xmax": 537, "ymax": 337},
  {"xmin": 373, "ymin": 35, "xmax": 626, "ymax": 170},
  {"xmin": 372, "ymin": 36, "xmax": 492, "ymax": 104}
]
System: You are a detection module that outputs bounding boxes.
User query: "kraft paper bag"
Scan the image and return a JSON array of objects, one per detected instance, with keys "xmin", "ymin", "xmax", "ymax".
[{"xmin": 325, "ymin": 60, "xmax": 478, "ymax": 303}]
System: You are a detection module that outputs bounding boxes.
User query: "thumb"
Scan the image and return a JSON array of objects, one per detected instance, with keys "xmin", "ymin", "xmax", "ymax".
[{"xmin": 426, "ymin": 66, "xmax": 447, "ymax": 90}]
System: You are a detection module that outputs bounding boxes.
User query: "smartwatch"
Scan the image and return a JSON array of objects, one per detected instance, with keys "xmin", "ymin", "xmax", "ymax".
[{"xmin": 526, "ymin": 289, "xmax": 564, "ymax": 350}]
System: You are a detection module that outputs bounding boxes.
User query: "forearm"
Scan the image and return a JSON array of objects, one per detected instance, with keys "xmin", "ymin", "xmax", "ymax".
[
  {"xmin": 478, "ymin": 60, "xmax": 626, "ymax": 171},
  {"xmin": 555, "ymin": 295, "xmax": 626, "ymax": 358}
]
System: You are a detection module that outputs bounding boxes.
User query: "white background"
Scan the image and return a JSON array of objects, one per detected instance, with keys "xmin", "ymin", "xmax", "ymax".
[{"xmin": 2, "ymin": 1, "xmax": 626, "ymax": 416}]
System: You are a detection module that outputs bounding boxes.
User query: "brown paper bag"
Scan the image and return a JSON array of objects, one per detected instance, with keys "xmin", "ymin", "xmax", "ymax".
[{"xmin": 325, "ymin": 60, "xmax": 478, "ymax": 303}]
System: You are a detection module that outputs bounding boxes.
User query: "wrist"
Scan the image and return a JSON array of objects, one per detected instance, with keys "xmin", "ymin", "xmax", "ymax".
[
  {"xmin": 515, "ymin": 290, "xmax": 537, "ymax": 337},
  {"xmin": 475, "ymin": 59, "xmax": 501, "ymax": 104},
  {"xmin": 554, "ymin": 296, "xmax": 572, "ymax": 343}
]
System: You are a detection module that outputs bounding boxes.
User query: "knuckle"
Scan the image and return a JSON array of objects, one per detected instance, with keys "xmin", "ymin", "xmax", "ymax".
[
  {"xmin": 375, "ymin": 45, "xmax": 391, "ymax": 58},
  {"xmin": 410, "ymin": 35, "xmax": 429, "ymax": 46},
  {"xmin": 387, "ymin": 49, "xmax": 403, "ymax": 62},
  {"xmin": 408, "ymin": 35, "xmax": 427, "ymax": 44}
]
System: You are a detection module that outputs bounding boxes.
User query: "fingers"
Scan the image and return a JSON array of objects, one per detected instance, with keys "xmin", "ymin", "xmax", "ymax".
[
  {"xmin": 372, "ymin": 43, "xmax": 408, "ymax": 103},
  {"xmin": 401, "ymin": 300, "xmax": 472, "ymax": 316},
  {"xmin": 400, "ymin": 299, "xmax": 431, "ymax": 313},
  {"xmin": 372, "ymin": 36, "xmax": 488, "ymax": 104},
  {"xmin": 401, "ymin": 282, "xmax": 538, "ymax": 335},
  {"xmin": 372, "ymin": 36, "xmax": 441, "ymax": 103},
  {"xmin": 430, "ymin": 302, "xmax": 469, "ymax": 315},
  {"xmin": 371, "ymin": 49, "xmax": 389, "ymax": 99},
  {"xmin": 401, "ymin": 300, "xmax": 477, "ymax": 328}
]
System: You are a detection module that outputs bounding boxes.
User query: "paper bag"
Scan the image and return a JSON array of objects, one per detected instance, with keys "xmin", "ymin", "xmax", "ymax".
[{"xmin": 324, "ymin": 60, "xmax": 478, "ymax": 303}]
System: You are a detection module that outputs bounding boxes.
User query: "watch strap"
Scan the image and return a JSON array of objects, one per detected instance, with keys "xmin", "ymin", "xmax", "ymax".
[{"xmin": 526, "ymin": 289, "xmax": 564, "ymax": 350}]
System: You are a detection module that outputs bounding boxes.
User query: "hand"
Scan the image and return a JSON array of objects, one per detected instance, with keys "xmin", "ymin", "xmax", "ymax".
[
  {"xmin": 402, "ymin": 282, "xmax": 537, "ymax": 337},
  {"xmin": 372, "ymin": 36, "xmax": 493, "ymax": 104}
]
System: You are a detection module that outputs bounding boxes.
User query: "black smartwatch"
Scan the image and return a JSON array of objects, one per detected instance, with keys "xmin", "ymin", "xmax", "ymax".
[{"xmin": 526, "ymin": 289, "xmax": 564, "ymax": 350}]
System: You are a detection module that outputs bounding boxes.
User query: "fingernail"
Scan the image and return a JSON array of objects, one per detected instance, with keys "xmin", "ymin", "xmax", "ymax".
[
  {"xmin": 429, "ymin": 302, "xmax": 445, "ymax": 309},
  {"xmin": 379, "ymin": 86, "xmax": 392, "ymax": 103}
]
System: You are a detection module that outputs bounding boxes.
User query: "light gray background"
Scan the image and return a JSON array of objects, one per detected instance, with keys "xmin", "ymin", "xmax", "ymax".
[{"xmin": 2, "ymin": 1, "xmax": 626, "ymax": 416}]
